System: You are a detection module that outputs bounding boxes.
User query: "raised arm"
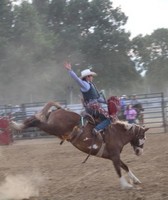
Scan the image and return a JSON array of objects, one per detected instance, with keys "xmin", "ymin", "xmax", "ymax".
[{"xmin": 64, "ymin": 62, "xmax": 90, "ymax": 91}]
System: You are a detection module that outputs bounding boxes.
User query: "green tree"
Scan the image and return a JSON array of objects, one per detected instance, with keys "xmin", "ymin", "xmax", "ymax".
[
  {"xmin": 47, "ymin": 0, "xmax": 141, "ymax": 93},
  {"xmin": 0, "ymin": 0, "xmax": 13, "ymax": 58},
  {"xmin": 12, "ymin": 2, "xmax": 56, "ymax": 60},
  {"xmin": 132, "ymin": 28, "xmax": 168, "ymax": 92},
  {"xmin": 32, "ymin": 0, "xmax": 49, "ymax": 16},
  {"xmin": 0, "ymin": 1, "xmax": 59, "ymax": 104},
  {"xmin": 0, "ymin": 0, "xmax": 145, "ymax": 104}
]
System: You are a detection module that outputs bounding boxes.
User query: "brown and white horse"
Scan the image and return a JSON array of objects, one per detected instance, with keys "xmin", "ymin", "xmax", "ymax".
[{"xmin": 10, "ymin": 101, "xmax": 149, "ymax": 189}]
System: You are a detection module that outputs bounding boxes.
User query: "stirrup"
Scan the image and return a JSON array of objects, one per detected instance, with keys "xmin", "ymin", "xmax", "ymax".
[
  {"xmin": 92, "ymin": 129, "xmax": 103, "ymax": 141},
  {"xmin": 92, "ymin": 128, "xmax": 102, "ymax": 134}
]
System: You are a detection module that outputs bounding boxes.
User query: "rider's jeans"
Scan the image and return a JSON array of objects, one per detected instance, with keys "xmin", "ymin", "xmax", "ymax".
[{"xmin": 95, "ymin": 118, "xmax": 111, "ymax": 131}]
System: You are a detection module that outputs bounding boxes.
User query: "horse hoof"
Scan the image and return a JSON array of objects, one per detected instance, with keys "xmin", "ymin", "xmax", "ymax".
[
  {"xmin": 121, "ymin": 183, "xmax": 133, "ymax": 190},
  {"xmin": 120, "ymin": 176, "xmax": 133, "ymax": 189}
]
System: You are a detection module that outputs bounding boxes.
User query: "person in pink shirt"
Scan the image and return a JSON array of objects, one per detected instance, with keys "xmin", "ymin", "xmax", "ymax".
[{"xmin": 124, "ymin": 104, "xmax": 137, "ymax": 124}]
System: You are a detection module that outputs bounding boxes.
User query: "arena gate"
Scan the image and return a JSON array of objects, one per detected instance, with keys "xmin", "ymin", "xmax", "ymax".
[
  {"xmin": 0, "ymin": 116, "xmax": 13, "ymax": 145},
  {"xmin": 126, "ymin": 92, "xmax": 167, "ymax": 134}
]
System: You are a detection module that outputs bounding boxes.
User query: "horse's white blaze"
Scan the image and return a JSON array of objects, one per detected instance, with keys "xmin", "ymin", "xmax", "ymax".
[
  {"xmin": 10, "ymin": 121, "xmax": 24, "ymax": 131},
  {"xmin": 120, "ymin": 176, "xmax": 133, "ymax": 189},
  {"xmin": 128, "ymin": 170, "xmax": 141, "ymax": 184},
  {"xmin": 139, "ymin": 138, "xmax": 145, "ymax": 146}
]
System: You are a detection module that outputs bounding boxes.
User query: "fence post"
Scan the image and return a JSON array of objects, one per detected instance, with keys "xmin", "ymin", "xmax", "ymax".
[
  {"xmin": 164, "ymin": 99, "xmax": 168, "ymax": 133},
  {"xmin": 161, "ymin": 93, "xmax": 167, "ymax": 133}
]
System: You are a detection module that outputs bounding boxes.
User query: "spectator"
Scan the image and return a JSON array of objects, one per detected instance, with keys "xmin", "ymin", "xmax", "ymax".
[
  {"xmin": 118, "ymin": 95, "xmax": 127, "ymax": 120},
  {"xmin": 124, "ymin": 104, "xmax": 137, "ymax": 124},
  {"xmin": 120, "ymin": 95, "xmax": 127, "ymax": 112},
  {"xmin": 130, "ymin": 94, "xmax": 139, "ymax": 106}
]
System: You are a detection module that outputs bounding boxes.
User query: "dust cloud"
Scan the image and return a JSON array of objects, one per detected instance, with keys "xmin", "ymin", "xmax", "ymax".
[
  {"xmin": 0, "ymin": 61, "xmax": 67, "ymax": 105},
  {"xmin": 0, "ymin": 173, "xmax": 44, "ymax": 200}
]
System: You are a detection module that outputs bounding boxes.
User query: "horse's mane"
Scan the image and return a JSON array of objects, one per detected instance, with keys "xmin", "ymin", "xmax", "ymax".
[{"xmin": 113, "ymin": 120, "xmax": 133, "ymax": 131}]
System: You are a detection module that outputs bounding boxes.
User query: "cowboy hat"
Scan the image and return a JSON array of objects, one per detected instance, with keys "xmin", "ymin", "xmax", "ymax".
[{"xmin": 80, "ymin": 69, "xmax": 97, "ymax": 79}]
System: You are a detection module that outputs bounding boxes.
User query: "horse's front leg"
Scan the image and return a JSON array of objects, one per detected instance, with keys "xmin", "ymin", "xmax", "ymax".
[
  {"xmin": 110, "ymin": 155, "xmax": 133, "ymax": 189},
  {"xmin": 120, "ymin": 160, "xmax": 141, "ymax": 184}
]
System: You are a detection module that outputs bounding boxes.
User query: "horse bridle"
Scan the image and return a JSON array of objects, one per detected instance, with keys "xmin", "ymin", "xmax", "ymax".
[{"xmin": 130, "ymin": 124, "xmax": 146, "ymax": 148}]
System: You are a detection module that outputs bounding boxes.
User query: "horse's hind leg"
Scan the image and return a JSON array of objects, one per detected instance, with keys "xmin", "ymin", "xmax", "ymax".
[
  {"xmin": 42, "ymin": 101, "xmax": 61, "ymax": 112},
  {"xmin": 120, "ymin": 160, "xmax": 141, "ymax": 184},
  {"xmin": 35, "ymin": 101, "xmax": 61, "ymax": 122}
]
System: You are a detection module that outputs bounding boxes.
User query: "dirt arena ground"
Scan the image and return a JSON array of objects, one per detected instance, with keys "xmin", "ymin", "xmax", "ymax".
[{"xmin": 0, "ymin": 132, "xmax": 168, "ymax": 200}]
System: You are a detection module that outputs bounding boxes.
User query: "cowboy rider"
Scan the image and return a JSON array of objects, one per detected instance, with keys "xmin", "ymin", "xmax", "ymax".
[{"xmin": 64, "ymin": 61, "xmax": 111, "ymax": 137}]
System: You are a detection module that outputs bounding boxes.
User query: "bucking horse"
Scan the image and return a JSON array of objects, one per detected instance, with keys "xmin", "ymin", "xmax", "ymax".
[{"xmin": 10, "ymin": 101, "xmax": 149, "ymax": 189}]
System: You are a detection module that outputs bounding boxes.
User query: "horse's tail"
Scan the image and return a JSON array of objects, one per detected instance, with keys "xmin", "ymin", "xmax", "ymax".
[
  {"xmin": 35, "ymin": 101, "xmax": 62, "ymax": 122},
  {"xmin": 9, "ymin": 120, "xmax": 25, "ymax": 132}
]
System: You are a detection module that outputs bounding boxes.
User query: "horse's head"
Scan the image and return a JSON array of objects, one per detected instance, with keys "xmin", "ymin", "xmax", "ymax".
[{"xmin": 130, "ymin": 125, "xmax": 149, "ymax": 156}]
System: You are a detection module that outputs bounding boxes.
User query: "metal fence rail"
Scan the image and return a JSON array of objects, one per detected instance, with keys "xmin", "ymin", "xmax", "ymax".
[
  {"xmin": 134, "ymin": 93, "xmax": 167, "ymax": 133},
  {"xmin": 0, "ymin": 93, "xmax": 168, "ymax": 140},
  {"xmin": 0, "ymin": 100, "xmax": 67, "ymax": 140}
]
